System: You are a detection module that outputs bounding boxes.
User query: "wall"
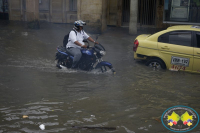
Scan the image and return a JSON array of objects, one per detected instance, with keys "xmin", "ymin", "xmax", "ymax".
[
  {"xmin": 107, "ymin": 0, "xmax": 118, "ymax": 26},
  {"xmin": 107, "ymin": 0, "xmax": 122, "ymax": 27},
  {"xmin": 50, "ymin": 0, "xmax": 64, "ymax": 23},
  {"xmin": 8, "ymin": 0, "xmax": 22, "ymax": 20},
  {"xmin": 26, "ymin": 0, "xmax": 39, "ymax": 21},
  {"xmin": 39, "ymin": 0, "xmax": 50, "ymax": 21},
  {"xmin": 9, "ymin": 0, "xmax": 39, "ymax": 21},
  {"xmin": 66, "ymin": 0, "xmax": 77, "ymax": 23},
  {"xmin": 77, "ymin": 0, "xmax": 107, "ymax": 33},
  {"xmin": 38, "ymin": 0, "xmax": 77, "ymax": 23},
  {"xmin": 8, "ymin": 0, "xmax": 77, "ymax": 23},
  {"xmin": 101, "ymin": 0, "xmax": 107, "ymax": 31}
]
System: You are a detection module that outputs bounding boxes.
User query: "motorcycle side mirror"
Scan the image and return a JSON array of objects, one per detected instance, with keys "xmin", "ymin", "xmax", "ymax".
[{"xmin": 96, "ymin": 34, "xmax": 100, "ymax": 41}]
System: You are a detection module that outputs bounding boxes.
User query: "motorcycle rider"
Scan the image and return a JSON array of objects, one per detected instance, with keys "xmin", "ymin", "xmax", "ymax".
[{"xmin": 66, "ymin": 20, "xmax": 99, "ymax": 69}]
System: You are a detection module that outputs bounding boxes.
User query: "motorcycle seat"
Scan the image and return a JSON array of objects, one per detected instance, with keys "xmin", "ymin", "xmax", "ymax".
[{"xmin": 57, "ymin": 46, "xmax": 71, "ymax": 56}]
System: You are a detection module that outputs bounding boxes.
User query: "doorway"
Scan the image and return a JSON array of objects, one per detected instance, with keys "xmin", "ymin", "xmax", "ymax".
[
  {"xmin": 122, "ymin": 0, "xmax": 130, "ymax": 26},
  {"xmin": 0, "ymin": 0, "xmax": 9, "ymax": 20}
]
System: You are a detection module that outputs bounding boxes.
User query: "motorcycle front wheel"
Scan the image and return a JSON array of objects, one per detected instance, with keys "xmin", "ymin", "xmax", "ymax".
[{"xmin": 95, "ymin": 65, "xmax": 116, "ymax": 74}]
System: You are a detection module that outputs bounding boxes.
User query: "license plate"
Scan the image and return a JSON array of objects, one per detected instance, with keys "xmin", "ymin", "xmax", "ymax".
[{"xmin": 171, "ymin": 56, "xmax": 190, "ymax": 67}]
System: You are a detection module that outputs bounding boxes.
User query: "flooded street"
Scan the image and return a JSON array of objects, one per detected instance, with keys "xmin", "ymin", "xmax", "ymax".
[{"xmin": 0, "ymin": 21, "xmax": 200, "ymax": 133}]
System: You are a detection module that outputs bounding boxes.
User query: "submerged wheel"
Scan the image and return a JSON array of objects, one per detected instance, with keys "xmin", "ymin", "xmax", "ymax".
[
  {"xmin": 96, "ymin": 65, "xmax": 116, "ymax": 74},
  {"xmin": 56, "ymin": 60, "xmax": 64, "ymax": 69},
  {"xmin": 146, "ymin": 59, "xmax": 166, "ymax": 69},
  {"xmin": 56, "ymin": 59, "xmax": 72, "ymax": 69}
]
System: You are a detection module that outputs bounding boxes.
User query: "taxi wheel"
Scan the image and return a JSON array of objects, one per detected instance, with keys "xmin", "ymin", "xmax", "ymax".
[{"xmin": 146, "ymin": 59, "xmax": 166, "ymax": 69}]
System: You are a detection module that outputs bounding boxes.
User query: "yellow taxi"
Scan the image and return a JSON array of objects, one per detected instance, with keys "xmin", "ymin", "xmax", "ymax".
[{"xmin": 133, "ymin": 25, "xmax": 200, "ymax": 73}]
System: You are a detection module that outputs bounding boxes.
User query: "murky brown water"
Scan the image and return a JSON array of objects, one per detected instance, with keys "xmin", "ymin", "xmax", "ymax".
[{"xmin": 0, "ymin": 21, "xmax": 200, "ymax": 133}]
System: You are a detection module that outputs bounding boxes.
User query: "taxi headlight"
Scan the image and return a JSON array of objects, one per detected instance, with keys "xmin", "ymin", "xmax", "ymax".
[{"xmin": 100, "ymin": 51, "xmax": 106, "ymax": 56}]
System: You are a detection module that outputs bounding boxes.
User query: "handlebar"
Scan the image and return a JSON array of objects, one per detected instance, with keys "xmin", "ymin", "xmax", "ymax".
[{"xmin": 83, "ymin": 35, "xmax": 99, "ymax": 48}]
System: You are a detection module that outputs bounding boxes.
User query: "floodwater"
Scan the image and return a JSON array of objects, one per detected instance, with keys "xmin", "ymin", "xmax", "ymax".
[{"xmin": 0, "ymin": 21, "xmax": 200, "ymax": 133}]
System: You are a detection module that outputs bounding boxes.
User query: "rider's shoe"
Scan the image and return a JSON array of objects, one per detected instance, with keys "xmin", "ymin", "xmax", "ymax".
[
  {"xmin": 56, "ymin": 64, "xmax": 64, "ymax": 69},
  {"xmin": 56, "ymin": 64, "xmax": 61, "ymax": 69}
]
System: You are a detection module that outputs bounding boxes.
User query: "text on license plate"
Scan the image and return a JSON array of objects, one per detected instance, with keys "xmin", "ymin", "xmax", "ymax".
[{"xmin": 171, "ymin": 56, "xmax": 190, "ymax": 67}]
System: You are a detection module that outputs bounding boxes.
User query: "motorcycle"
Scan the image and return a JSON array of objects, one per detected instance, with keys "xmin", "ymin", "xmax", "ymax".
[{"xmin": 55, "ymin": 37, "xmax": 115, "ymax": 74}]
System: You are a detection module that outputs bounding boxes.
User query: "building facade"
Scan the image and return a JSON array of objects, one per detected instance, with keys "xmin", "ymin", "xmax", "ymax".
[{"xmin": 2, "ymin": 0, "xmax": 199, "ymax": 34}]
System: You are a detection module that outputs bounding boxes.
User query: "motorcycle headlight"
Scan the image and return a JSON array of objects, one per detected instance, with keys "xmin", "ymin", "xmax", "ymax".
[{"xmin": 100, "ymin": 50, "xmax": 106, "ymax": 56}]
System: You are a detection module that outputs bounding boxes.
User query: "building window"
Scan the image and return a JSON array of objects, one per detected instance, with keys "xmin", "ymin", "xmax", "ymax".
[
  {"xmin": 164, "ymin": 0, "xmax": 200, "ymax": 24},
  {"xmin": 70, "ymin": 0, "xmax": 77, "ymax": 11},
  {"xmin": 39, "ymin": 0, "xmax": 50, "ymax": 11}
]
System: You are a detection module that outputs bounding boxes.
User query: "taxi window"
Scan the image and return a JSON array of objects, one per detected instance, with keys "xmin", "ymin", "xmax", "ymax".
[
  {"xmin": 158, "ymin": 33, "xmax": 169, "ymax": 43},
  {"xmin": 196, "ymin": 32, "xmax": 200, "ymax": 48},
  {"xmin": 169, "ymin": 31, "xmax": 192, "ymax": 47}
]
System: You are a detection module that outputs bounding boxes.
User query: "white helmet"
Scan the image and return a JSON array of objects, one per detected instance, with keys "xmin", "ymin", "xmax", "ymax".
[{"xmin": 74, "ymin": 20, "xmax": 86, "ymax": 30}]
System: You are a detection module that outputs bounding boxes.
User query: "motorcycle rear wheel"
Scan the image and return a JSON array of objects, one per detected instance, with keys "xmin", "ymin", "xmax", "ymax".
[
  {"xmin": 56, "ymin": 60, "xmax": 64, "ymax": 69},
  {"xmin": 56, "ymin": 59, "xmax": 72, "ymax": 69}
]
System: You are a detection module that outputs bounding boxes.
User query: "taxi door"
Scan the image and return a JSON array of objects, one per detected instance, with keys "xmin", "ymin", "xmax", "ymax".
[
  {"xmin": 193, "ymin": 32, "xmax": 200, "ymax": 73},
  {"xmin": 158, "ymin": 31, "xmax": 193, "ymax": 72}
]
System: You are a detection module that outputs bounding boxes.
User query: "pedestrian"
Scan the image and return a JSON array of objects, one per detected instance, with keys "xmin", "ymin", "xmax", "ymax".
[{"xmin": 66, "ymin": 20, "xmax": 99, "ymax": 69}]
